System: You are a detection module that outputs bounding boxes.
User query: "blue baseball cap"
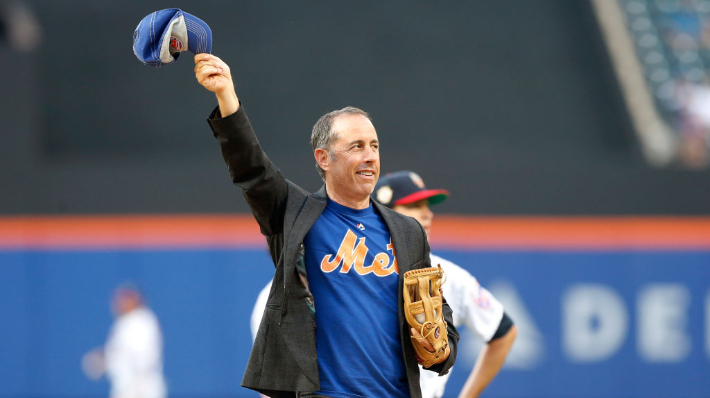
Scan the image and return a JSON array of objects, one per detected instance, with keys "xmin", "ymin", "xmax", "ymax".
[
  {"xmin": 133, "ymin": 8, "xmax": 212, "ymax": 67},
  {"xmin": 372, "ymin": 171, "xmax": 449, "ymax": 208}
]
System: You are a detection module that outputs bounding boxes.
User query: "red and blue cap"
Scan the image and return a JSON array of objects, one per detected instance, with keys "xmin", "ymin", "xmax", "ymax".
[
  {"xmin": 372, "ymin": 171, "xmax": 449, "ymax": 208},
  {"xmin": 133, "ymin": 8, "xmax": 212, "ymax": 67}
]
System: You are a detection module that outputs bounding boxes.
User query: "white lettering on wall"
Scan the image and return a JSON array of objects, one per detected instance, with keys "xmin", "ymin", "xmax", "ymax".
[
  {"xmin": 637, "ymin": 284, "xmax": 691, "ymax": 362},
  {"xmin": 562, "ymin": 284, "xmax": 628, "ymax": 362}
]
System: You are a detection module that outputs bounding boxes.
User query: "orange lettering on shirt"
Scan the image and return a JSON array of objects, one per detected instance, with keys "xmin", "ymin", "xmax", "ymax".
[
  {"xmin": 371, "ymin": 252, "xmax": 393, "ymax": 276},
  {"xmin": 321, "ymin": 232, "xmax": 399, "ymax": 276},
  {"xmin": 321, "ymin": 229, "xmax": 368, "ymax": 273},
  {"xmin": 386, "ymin": 239, "xmax": 399, "ymax": 275}
]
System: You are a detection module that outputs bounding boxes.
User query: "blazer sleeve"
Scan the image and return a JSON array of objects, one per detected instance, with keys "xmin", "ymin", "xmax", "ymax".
[{"xmin": 207, "ymin": 105, "xmax": 288, "ymax": 237}]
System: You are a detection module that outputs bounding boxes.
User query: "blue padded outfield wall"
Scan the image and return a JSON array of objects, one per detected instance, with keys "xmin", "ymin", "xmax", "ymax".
[{"xmin": 2, "ymin": 245, "xmax": 709, "ymax": 398}]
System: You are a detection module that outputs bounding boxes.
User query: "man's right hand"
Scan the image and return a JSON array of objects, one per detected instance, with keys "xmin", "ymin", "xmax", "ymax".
[{"xmin": 194, "ymin": 54, "xmax": 239, "ymax": 117}]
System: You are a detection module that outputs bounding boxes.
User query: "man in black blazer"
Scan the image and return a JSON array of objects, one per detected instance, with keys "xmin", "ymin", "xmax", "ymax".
[{"xmin": 194, "ymin": 53, "xmax": 458, "ymax": 398}]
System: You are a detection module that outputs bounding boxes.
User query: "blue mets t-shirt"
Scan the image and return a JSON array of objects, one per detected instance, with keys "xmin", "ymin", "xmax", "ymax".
[{"xmin": 303, "ymin": 199, "xmax": 408, "ymax": 398}]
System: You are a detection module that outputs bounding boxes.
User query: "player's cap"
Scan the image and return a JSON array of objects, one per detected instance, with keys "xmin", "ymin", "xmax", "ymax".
[
  {"xmin": 373, "ymin": 171, "xmax": 449, "ymax": 208},
  {"xmin": 132, "ymin": 8, "xmax": 212, "ymax": 67}
]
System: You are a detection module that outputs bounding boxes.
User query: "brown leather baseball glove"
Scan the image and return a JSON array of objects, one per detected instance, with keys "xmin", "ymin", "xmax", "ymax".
[{"xmin": 403, "ymin": 264, "xmax": 450, "ymax": 368}]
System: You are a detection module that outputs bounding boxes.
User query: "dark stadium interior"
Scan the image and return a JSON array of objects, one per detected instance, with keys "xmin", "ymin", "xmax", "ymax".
[{"xmin": 1, "ymin": 0, "xmax": 707, "ymax": 216}]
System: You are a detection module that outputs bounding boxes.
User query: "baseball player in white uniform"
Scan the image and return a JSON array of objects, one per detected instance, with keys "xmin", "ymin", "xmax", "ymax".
[
  {"xmin": 83, "ymin": 283, "xmax": 167, "ymax": 398},
  {"xmin": 252, "ymin": 171, "xmax": 516, "ymax": 398},
  {"xmin": 373, "ymin": 171, "xmax": 516, "ymax": 398}
]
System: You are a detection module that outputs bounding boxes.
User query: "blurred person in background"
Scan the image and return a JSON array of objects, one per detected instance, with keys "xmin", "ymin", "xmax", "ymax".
[
  {"xmin": 251, "ymin": 171, "xmax": 517, "ymax": 398},
  {"xmin": 0, "ymin": 1, "xmax": 42, "ymax": 52},
  {"xmin": 673, "ymin": 76, "xmax": 710, "ymax": 168},
  {"xmin": 82, "ymin": 282, "xmax": 167, "ymax": 398}
]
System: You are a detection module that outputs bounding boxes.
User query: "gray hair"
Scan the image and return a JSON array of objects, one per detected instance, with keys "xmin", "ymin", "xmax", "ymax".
[{"xmin": 311, "ymin": 106, "xmax": 371, "ymax": 181}]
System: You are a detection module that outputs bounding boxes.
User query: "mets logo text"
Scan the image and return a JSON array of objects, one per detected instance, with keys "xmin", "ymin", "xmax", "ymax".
[{"xmin": 321, "ymin": 229, "xmax": 398, "ymax": 277}]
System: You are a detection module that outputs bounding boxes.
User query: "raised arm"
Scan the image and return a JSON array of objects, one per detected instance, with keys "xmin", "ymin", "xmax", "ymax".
[{"xmin": 194, "ymin": 54, "xmax": 288, "ymax": 237}]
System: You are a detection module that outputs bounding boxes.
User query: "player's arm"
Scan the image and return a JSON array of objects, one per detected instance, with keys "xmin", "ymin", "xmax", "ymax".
[
  {"xmin": 194, "ymin": 54, "xmax": 287, "ymax": 236},
  {"xmin": 458, "ymin": 315, "xmax": 517, "ymax": 398}
]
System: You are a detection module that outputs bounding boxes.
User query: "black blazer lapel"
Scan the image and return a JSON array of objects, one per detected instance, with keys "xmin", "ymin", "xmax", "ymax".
[
  {"xmin": 280, "ymin": 186, "xmax": 328, "ymax": 385},
  {"xmin": 288, "ymin": 186, "xmax": 328, "ymax": 247}
]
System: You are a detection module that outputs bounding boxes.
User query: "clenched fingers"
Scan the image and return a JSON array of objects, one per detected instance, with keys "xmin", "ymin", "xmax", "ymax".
[{"xmin": 411, "ymin": 327, "xmax": 435, "ymax": 352}]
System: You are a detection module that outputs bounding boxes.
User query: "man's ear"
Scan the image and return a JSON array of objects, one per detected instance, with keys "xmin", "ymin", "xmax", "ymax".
[{"xmin": 314, "ymin": 148, "xmax": 330, "ymax": 172}]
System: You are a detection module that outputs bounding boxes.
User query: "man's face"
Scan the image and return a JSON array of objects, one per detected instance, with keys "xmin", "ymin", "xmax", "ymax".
[
  {"xmin": 392, "ymin": 199, "xmax": 434, "ymax": 237},
  {"xmin": 111, "ymin": 289, "xmax": 140, "ymax": 317},
  {"xmin": 324, "ymin": 114, "xmax": 380, "ymax": 202}
]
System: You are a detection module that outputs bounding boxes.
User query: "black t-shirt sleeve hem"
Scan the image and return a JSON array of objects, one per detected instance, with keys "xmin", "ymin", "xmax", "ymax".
[{"xmin": 488, "ymin": 311, "xmax": 514, "ymax": 342}]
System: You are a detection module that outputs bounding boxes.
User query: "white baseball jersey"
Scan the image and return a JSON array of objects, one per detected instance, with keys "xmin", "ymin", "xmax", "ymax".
[
  {"xmin": 249, "ymin": 254, "xmax": 505, "ymax": 398},
  {"xmin": 105, "ymin": 306, "xmax": 167, "ymax": 398},
  {"xmin": 419, "ymin": 254, "xmax": 505, "ymax": 398},
  {"xmin": 251, "ymin": 280, "xmax": 273, "ymax": 341}
]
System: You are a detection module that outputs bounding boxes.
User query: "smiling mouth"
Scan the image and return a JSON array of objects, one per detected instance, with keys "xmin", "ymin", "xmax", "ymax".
[{"xmin": 356, "ymin": 171, "xmax": 375, "ymax": 177}]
